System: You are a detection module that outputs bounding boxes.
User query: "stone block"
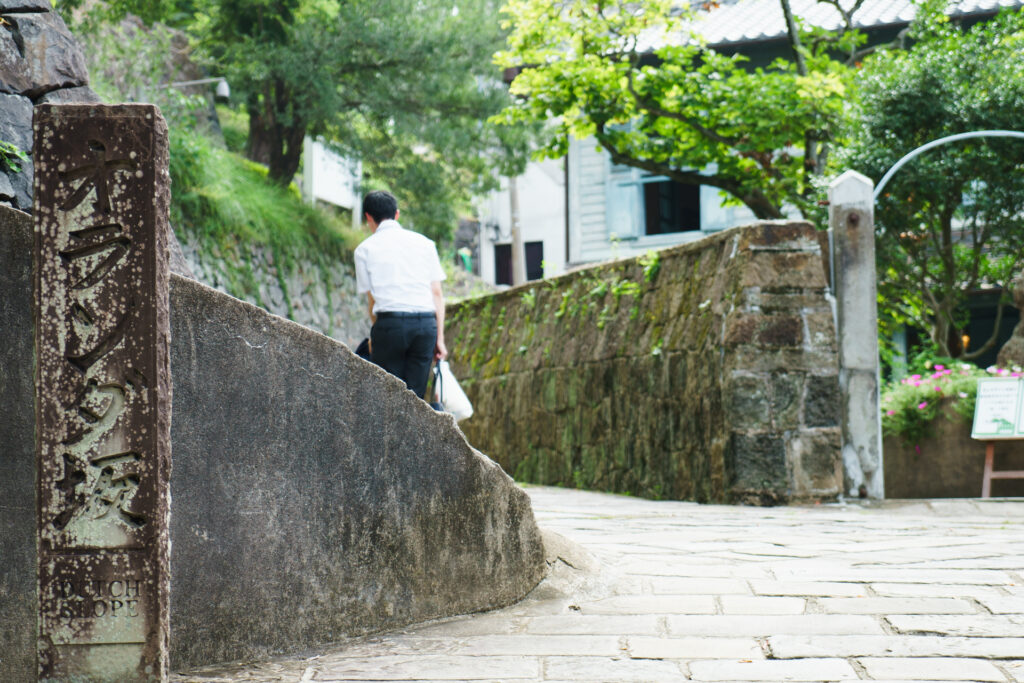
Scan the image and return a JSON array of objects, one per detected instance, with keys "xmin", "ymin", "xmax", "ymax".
[
  {"xmin": 758, "ymin": 315, "xmax": 803, "ymax": 347},
  {"xmin": 804, "ymin": 375, "xmax": 840, "ymax": 427},
  {"xmin": 805, "ymin": 310, "xmax": 837, "ymax": 349},
  {"xmin": 727, "ymin": 375, "xmax": 772, "ymax": 429},
  {"xmin": 819, "ymin": 597, "xmax": 975, "ymax": 614},
  {"xmin": 740, "ymin": 251, "xmax": 828, "ymax": 290},
  {"xmin": 729, "ymin": 432, "xmax": 787, "ymax": 492},
  {"xmin": 0, "ymin": 92, "xmax": 32, "ymax": 151},
  {"xmin": 719, "ymin": 596, "xmax": 806, "ymax": 615},
  {"xmin": 1, "ymin": 12, "xmax": 88, "ymax": 98},
  {"xmin": 545, "ymin": 656, "xmax": 686, "ymax": 681},
  {"xmin": 666, "ymin": 614, "xmax": 884, "ymax": 636},
  {"xmin": 735, "ymin": 220, "xmax": 821, "ymax": 251},
  {"xmin": 858, "ymin": 657, "xmax": 1005, "ymax": 682},
  {"xmin": 769, "ymin": 634, "xmax": 1024, "ymax": 658},
  {"xmin": 788, "ymin": 429, "xmax": 843, "ymax": 497},
  {"xmin": 628, "ymin": 636, "xmax": 764, "ymax": 660},
  {"xmin": 769, "ymin": 372, "xmax": 802, "ymax": 429},
  {"xmin": 0, "ymin": 0, "xmax": 52, "ymax": 10},
  {"xmin": 749, "ymin": 580, "xmax": 868, "ymax": 597},
  {"xmin": 887, "ymin": 615, "xmax": 1024, "ymax": 637},
  {"xmin": 689, "ymin": 658, "xmax": 857, "ymax": 681},
  {"xmin": 523, "ymin": 615, "xmax": 661, "ymax": 635}
]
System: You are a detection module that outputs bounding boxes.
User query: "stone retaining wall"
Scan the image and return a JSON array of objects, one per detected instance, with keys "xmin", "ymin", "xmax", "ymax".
[
  {"xmin": 446, "ymin": 221, "xmax": 843, "ymax": 504},
  {"xmin": 1, "ymin": 205, "xmax": 546, "ymax": 678},
  {"xmin": 177, "ymin": 234, "xmax": 370, "ymax": 348}
]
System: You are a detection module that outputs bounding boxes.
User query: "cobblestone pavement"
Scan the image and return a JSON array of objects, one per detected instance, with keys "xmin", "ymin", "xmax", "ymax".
[{"xmin": 175, "ymin": 487, "xmax": 1024, "ymax": 682}]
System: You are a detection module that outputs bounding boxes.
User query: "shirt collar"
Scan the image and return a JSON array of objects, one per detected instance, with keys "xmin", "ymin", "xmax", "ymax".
[{"xmin": 376, "ymin": 219, "xmax": 401, "ymax": 233}]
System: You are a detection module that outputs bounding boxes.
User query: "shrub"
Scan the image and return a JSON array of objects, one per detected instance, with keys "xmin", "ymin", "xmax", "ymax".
[{"xmin": 881, "ymin": 359, "xmax": 1024, "ymax": 446}]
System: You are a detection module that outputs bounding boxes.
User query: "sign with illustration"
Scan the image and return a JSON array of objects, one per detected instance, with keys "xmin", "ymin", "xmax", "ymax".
[{"xmin": 971, "ymin": 378, "xmax": 1024, "ymax": 439}]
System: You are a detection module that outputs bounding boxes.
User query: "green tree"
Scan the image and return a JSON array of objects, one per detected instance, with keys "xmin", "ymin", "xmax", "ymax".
[
  {"xmin": 838, "ymin": 6, "xmax": 1024, "ymax": 360},
  {"xmin": 61, "ymin": 0, "xmax": 533, "ymax": 240},
  {"xmin": 194, "ymin": 0, "xmax": 530, "ymax": 238},
  {"xmin": 493, "ymin": 0, "xmax": 860, "ymax": 219}
]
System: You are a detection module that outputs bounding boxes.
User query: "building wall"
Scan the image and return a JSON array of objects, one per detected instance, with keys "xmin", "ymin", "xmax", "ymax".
[
  {"xmin": 567, "ymin": 137, "xmax": 766, "ymax": 266},
  {"xmin": 477, "ymin": 158, "xmax": 567, "ymax": 285}
]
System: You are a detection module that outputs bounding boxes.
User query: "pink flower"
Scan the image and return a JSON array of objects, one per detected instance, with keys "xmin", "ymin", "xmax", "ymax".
[
  {"xmin": 917, "ymin": 401, "xmax": 928, "ymax": 409},
  {"xmin": 911, "ymin": 374, "xmax": 921, "ymax": 380},
  {"xmin": 915, "ymin": 444, "xmax": 921, "ymax": 454},
  {"xmin": 934, "ymin": 386, "xmax": 942, "ymax": 392},
  {"xmin": 935, "ymin": 364, "xmax": 945, "ymax": 370},
  {"xmin": 886, "ymin": 410, "xmax": 895, "ymax": 416},
  {"xmin": 913, "ymin": 381, "xmax": 922, "ymax": 387}
]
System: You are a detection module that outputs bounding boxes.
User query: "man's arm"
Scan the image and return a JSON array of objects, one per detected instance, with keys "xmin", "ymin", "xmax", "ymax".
[
  {"xmin": 431, "ymin": 280, "xmax": 447, "ymax": 360},
  {"xmin": 367, "ymin": 292, "xmax": 376, "ymax": 325}
]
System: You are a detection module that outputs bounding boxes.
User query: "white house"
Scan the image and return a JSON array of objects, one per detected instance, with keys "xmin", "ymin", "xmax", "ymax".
[{"xmin": 474, "ymin": 157, "xmax": 567, "ymax": 285}]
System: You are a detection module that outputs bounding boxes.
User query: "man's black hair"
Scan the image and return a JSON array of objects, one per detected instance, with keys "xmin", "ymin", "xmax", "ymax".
[{"xmin": 363, "ymin": 190, "xmax": 398, "ymax": 223}]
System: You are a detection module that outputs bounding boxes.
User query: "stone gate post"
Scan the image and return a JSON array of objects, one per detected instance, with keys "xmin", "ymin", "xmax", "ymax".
[
  {"xmin": 34, "ymin": 104, "xmax": 171, "ymax": 681},
  {"xmin": 829, "ymin": 170, "xmax": 884, "ymax": 499}
]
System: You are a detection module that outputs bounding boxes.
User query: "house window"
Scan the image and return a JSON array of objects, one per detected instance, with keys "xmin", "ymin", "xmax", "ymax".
[
  {"xmin": 525, "ymin": 241, "xmax": 544, "ymax": 281},
  {"xmin": 607, "ymin": 161, "xmax": 701, "ymax": 238},
  {"xmin": 495, "ymin": 242, "xmax": 544, "ymax": 285},
  {"xmin": 643, "ymin": 181, "xmax": 700, "ymax": 235},
  {"xmin": 494, "ymin": 244, "xmax": 512, "ymax": 286}
]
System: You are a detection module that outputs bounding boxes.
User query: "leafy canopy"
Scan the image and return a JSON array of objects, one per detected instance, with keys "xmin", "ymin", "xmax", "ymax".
[
  {"xmin": 838, "ymin": 3, "xmax": 1024, "ymax": 360},
  {"xmin": 62, "ymin": 0, "xmax": 534, "ymax": 241},
  {"xmin": 493, "ymin": 0, "xmax": 854, "ymax": 219}
]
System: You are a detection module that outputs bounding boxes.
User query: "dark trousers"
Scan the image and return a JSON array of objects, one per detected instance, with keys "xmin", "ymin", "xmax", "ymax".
[{"xmin": 370, "ymin": 312, "xmax": 437, "ymax": 398}]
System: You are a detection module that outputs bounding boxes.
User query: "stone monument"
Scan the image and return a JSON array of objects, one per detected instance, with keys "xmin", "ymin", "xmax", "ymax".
[{"xmin": 34, "ymin": 103, "xmax": 171, "ymax": 682}]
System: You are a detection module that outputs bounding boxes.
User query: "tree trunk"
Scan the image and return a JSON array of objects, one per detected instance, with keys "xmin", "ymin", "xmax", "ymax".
[
  {"xmin": 246, "ymin": 106, "xmax": 274, "ymax": 167},
  {"xmin": 244, "ymin": 86, "xmax": 308, "ymax": 186}
]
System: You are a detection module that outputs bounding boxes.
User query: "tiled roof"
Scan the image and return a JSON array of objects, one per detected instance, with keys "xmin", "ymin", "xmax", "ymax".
[{"xmin": 693, "ymin": 0, "xmax": 1023, "ymax": 46}]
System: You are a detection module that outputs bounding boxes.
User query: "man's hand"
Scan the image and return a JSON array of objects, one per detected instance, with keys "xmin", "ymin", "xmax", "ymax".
[{"xmin": 435, "ymin": 339, "xmax": 448, "ymax": 361}]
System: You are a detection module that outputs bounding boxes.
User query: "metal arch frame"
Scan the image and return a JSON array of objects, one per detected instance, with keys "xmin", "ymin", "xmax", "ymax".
[{"xmin": 873, "ymin": 130, "xmax": 1024, "ymax": 201}]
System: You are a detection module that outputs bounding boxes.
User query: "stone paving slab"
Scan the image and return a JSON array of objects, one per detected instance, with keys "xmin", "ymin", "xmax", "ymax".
[{"xmin": 174, "ymin": 488, "xmax": 1024, "ymax": 682}]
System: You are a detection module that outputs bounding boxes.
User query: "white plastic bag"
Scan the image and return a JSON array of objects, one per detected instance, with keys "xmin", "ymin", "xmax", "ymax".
[{"xmin": 434, "ymin": 360, "xmax": 473, "ymax": 421}]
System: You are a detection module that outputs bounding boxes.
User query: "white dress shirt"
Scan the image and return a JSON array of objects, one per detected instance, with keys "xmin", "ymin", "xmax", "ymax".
[{"xmin": 354, "ymin": 219, "xmax": 446, "ymax": 314}]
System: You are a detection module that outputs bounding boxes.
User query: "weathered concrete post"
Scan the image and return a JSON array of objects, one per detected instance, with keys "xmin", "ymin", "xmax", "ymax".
[
  {"xmin": 829, "ymin": 170, "xmax": 884, "ymax": 499},
  {"xmin": 34, "ymin": 104, "xmax": 171, "ymax": 681}
]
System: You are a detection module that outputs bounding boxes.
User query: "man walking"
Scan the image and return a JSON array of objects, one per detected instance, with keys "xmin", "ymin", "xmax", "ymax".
[{"xmin": 354, "ymin": 190, "xmax": 447, "ymax": 398}]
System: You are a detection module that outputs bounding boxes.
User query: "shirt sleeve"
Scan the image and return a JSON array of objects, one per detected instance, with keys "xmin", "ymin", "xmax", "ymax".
[
  {"xmin": 354, "ymin": 247, "xmax": 371, "ymax": 294},
  {"xmin": 428, "ymin": 241, "xmax": 446, "ymax": 282}
]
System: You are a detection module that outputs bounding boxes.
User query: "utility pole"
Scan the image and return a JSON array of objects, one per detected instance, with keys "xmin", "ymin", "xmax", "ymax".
[{"xmin": 509, "ymin": 175, "xmax": 526, "ymax": 286}]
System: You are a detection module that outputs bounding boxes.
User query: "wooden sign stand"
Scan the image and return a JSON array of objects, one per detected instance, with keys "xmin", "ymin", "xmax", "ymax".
[{"xmin": 981, "ymin": 441, "xmax": 1024, "ymax": 498}]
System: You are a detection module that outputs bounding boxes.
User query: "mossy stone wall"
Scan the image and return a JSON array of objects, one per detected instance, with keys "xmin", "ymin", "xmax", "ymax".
[{"xmin": 446, "ymin": 221, "xmax": 843, "ymax": 504}]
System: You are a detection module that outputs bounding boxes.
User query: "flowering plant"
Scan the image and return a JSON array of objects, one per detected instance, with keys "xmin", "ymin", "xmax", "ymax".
[{"xmin": 881, "ymin": 360, "xmax": 1024, "ymax": 446}]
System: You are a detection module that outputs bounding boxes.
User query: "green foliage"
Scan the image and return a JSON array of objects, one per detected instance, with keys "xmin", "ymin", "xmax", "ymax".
[
  {"xmin": 215, "ymin": 104, "xmax": 249, "ymax": 154},
  {"xmin": 638, "ymin": 249, "xmax": 661, "ymax": 283},
  {"xmin": 189, "ymin": 0, "xmax": 534, "ymax": 239},
  {"xmin": 0, "ymin": 140, "xmax": 28, "ymax": 174},
  {"xmin": 839, "ymin": 6, "xmax": 1024, "ymax": 360},
  {"xmin": 880, "ymin": 356, "xmax": 1022, "ymax": 445},
  {"xmin": 494, "ymin": 0, "xmax": 855, "ymax": 219},
  {"xmin": 610, "ymin": 278, "xmax": 641, "ymax": 304},
  {"xmin": 169, "ymin": 125, "xmax": 362, "ymax": 292}
]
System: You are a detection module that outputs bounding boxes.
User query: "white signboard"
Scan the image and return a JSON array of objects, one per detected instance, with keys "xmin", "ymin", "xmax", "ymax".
[
  {"xmin": 301, "ymin": 137, "xmax": 360, "ymax": 210},
  {"xmin": 971, "ymin": 378, "xmax": 1024, "ymax": 439}
]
